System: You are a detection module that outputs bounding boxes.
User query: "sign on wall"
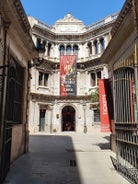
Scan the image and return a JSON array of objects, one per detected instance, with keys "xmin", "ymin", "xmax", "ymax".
[
  {"xmin": 60, "ymin": 55, "xmax": 76, "ymax": 96},
  {"xmin": 99, "ymin": 79, "xmax": 111, "ymax": 132}
]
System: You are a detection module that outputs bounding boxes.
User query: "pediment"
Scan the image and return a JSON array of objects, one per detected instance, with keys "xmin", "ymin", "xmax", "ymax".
[{"xmin": 52, "ymin": 13, "xmax": 86, "ymax": 33}]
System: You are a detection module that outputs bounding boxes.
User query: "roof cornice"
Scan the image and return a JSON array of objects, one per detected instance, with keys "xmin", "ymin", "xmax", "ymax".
[
  {"xmin": 111, "ymin": 0, "xmax": 132, "ymax": 37},
  {"xmin": 13, "ymin": 0, "xmax": 31, "ymax": 33}
]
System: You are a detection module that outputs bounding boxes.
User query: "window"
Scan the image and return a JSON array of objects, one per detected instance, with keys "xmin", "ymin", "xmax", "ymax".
[
  {"xmin": 36, "ymin": 38, "xmax": 46, "ymax": 52},
  {"xmin": 97, "ymin": 71, "xmax": 101, "ymax": 81},
  {"xmin": 44, "ymin": 73, "xmax": 49, "ymax": 86},
  {"xmin": 94, "ymin": 40, "xmax": 98, "ymax": 54},
  {"xmin": 66, "ymin": 45, "xmax": 71, "ymax": 55},
  {"xmin": 39, "ymin": 72, "xmax": 49, "ymax": 86},
  {"xmin": 47, "ymin": 43, "xmax": 51, "ymax": 57},
  {"xmin": 5, "ymin": 57, "xmax": 24, "ymax": 124},
  {"xmin": 97, "ymin": 71, "xmax": 101, "ymax": 85},
  {"xmin": 91, "ymin": 73, "xmax": 96, "ymax": 86},
  {"xmin": 73, "ymin": 45, "xmax": 78, "ymax": 55},
  {"xmin": 94, "ymin": 110, "xmax": 100, "ymax": 123},
  {"xmin": 100, "ymin": 38, "xmax": 105, "ymax": 52},
  {"xmin": 90, "ymin": 71, "xmax": 101, "ymax": 86},
  {"xmin": 39, "ymin": 72, "xmax": 43, "ymax": 86},
  {"xmin": 60, "ymin": 45, "xmax": 65, "ymax": 55},
  {"xmin": 87, "ymin": 42, "xmax": 92, "ymax": 55}
]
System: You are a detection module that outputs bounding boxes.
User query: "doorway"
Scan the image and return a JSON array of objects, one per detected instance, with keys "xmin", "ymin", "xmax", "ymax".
[
  {"xmin": 62, "ymin": 106, "xmax": 75, "ymax": 131},
  {"xmin": 94, "ymin": 109, "xmax": 100, "ymax": 124},
  {"xmin": 39, "ymin": 109, "xmax": 46, "ymax": 131}
]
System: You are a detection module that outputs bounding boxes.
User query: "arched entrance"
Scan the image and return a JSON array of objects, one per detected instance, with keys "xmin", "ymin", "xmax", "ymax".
[{"xmin": 62, "ymin": 106, "xmax": 75, "ymax": 131}]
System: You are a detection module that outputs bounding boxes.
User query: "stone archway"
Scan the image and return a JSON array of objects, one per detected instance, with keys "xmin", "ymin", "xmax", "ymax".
[{"xmin": 62, "ymin": 106, "xmax": 75, "ymax": 131}]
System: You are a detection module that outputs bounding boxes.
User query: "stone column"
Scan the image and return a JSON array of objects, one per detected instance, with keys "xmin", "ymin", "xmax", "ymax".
[
  {"xmin": 82, "ymin": 101, "xmax": 87, "ymax": 133},
  {"xmin": 45, "ymin": 42, "xmax": 48, "ymax": 56},
  {"xmin": 91, "ymin": 40, "xmax": 95, "ymax": 56},
  {"xmin": 49, "ymin": 103, "xmax": 54, "ymax": 133},
  {"xmin": 64, "ymin": 44, "xmax": 67, "ymax": 55},
  {"xmin": 71, "ymin": 44, "xmax": 73, "ymax": 55},
  {"xmin": 97, "ymin": 38, "xmax": 101, "ymax": 54},
  {"xmin": 95, "ymin": 71, "xmax": 98, "ymax": 86},
  {"xmin": 104, "ymin": 35, "xmax": 108, "ymax": 49}
]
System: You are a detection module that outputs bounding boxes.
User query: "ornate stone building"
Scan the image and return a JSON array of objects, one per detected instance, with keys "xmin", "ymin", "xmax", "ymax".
[{"xmin": 28, "ymin": 13, "xmax": 118, "ymax": 133}]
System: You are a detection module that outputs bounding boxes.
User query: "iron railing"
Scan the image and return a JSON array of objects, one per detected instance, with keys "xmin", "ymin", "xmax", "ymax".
[{"xmin": 112, "ymin": 66, "xmax": 138, "ymax": 184}]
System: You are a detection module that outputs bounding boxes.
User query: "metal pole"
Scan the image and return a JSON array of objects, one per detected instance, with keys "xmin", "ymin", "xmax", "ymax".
[
  {"xmin": 83, "ymin": 101, "xmax": 87, "ymax": 133},
  {"xmin": 134, "ymin": 43, "xmax": 138, "ymax": 121},
  {"xmin": 50, "ymin": 103, "xmax": 53, "ymax": 133}
]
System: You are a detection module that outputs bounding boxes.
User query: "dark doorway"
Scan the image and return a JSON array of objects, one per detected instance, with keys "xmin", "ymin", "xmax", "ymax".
[
  {"xmin": 62, "ymin": 106, "xmax": 75, "ymax": 131},
  {"xmin": 39, "ymin": 109, "xmax": 46, "ymax": 132},
  {"xmin": 94, "ymin": 109, "xmax": 100, "ymax": 124}
]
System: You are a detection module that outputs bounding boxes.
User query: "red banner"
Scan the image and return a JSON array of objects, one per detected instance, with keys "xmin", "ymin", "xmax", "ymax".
[
  {"xmin": 99, "ymin": 79, "xmax": 111, "ymax": 132},
  {"xmin": 60, "ymin": 55, "xmax": 76, "ymax": 96}
]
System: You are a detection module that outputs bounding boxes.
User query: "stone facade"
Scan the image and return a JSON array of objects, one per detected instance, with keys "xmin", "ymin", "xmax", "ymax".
[
  {"xmin": 0, "ymin": 0, "xmax": 37, "ymax": 182},
  {"xmin": 28, "ymin": 13, "xmax": 118, "ymax": 133}
]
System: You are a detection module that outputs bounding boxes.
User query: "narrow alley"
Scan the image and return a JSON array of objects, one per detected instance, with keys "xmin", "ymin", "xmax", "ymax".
[{"xmin": 4, "ymin": 128, "xmax": 130, "ymax": 184}]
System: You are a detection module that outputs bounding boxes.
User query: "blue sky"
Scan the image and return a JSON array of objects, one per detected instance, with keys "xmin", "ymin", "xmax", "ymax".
[{"xmin": 20, "ymin": 0, "xmax": 126, "ymax": 26}]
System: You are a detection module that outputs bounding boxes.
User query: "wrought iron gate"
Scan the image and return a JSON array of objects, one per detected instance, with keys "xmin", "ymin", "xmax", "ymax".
[
  {"xmin": 0, "ymin": 57, "xmax": 24, "ymax": 182},
  {"xmin": 0, "ymin": 62, "xmax": 15, "ymax": 182},
  {"xmin": 111, "ymin": 66, "xmax": 138, "ymax": 184}
]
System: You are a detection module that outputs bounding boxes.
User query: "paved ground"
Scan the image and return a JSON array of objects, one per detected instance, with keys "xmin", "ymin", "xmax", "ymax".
[{"xmin": 4, "ymin": 127, "xmax": 130, "ymax": 184}]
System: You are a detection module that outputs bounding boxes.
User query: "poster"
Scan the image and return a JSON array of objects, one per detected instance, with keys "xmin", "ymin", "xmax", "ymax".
[
  {"xmin": 99, "ymin": 79, "xmax": 111, "ymax": 132},
  {"xmin": 60, "ymin": 55, "xmax": 76, "ymax": 96}
]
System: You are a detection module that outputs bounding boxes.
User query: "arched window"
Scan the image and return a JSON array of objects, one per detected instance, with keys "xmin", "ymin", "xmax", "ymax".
[
  {"xmin": 66, "ymin": 45, "xmax": 71, "ymax": 55},
  {"xmin": 59, "ymin": 45, "xmax": 65, "ymax": 55},
  {"xmin": 36, "ymin": 38, "xmax": 46, "ymax": 52},
  {"xmin": 36, "ymin": 38, "xmax": 41, "ymax": 49},
  {"xmin": 47, "ymin": 43, "xmax": 51, "ymax": 57},
  {"xmin": 87, "ymin": 42, "xmax": 92, "ymax": 56},
  {"xmin": 73, "ymin": 45, "xmax": 78, "ymax": 55},
  {"xmin": 100, "ymin": 38, "xmax": 105, "ymax": 52},
  {"xmin": 94, "ymin": 40, "xmax": 98, "ymax": 54}
]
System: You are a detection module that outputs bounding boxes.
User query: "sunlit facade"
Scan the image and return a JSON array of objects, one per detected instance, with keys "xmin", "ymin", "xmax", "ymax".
[{"xmin": 28, "ymin": 13, "xmax": 118, "ymax": 133}]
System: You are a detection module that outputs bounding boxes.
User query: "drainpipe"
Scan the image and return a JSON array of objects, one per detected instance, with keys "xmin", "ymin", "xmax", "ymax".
[{"xmin": 24, "ymin": 64, "xmax": 31, "ymax": 153}]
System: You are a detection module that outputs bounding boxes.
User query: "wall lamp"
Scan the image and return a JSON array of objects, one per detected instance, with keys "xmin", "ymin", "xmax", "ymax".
[
  {"xmin": 28, "ymin": 38, "xmax": 46, "ymax": 68},
  {"xmin": 28, "ymin": 50, "xmax": 45, "ymax": 68}
]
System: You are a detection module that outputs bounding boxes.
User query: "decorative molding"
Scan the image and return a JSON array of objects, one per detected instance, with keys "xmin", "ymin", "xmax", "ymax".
[
  {"xmin": 13, "ymin": 0, "xmax": 30, "ymax": 33},
  {"xmin": 111, "ymin": 0, "xmax": 132, "ymax": 37},
  {"xmin": 56, "ymin": 13, "xmax": 83, "ymax": 23},
  {"xmin": 30, "ymin": 93, "xmax": 91, "ymax": 102},
  {"xmin": 132, "ymin": 0, "xmax": 138, "ymax": 35}
]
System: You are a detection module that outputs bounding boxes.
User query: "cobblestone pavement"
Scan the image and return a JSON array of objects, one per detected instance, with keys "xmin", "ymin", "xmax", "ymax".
[{"xmin": 4, "ymin": 128, "xmax": 130, "ymax": 184}]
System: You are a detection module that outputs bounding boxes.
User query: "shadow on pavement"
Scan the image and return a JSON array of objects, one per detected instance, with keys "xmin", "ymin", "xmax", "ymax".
[
  {"xmin": 4, "ymin": 134, "xmax": 82, "ymax": 184},
  {"xmin": 94, "ymin": 135, "xmax": 111, "ymax": 150},
  {"xmin": 95, "ymin": 142, "xmax": 111, "ymax": 150}
]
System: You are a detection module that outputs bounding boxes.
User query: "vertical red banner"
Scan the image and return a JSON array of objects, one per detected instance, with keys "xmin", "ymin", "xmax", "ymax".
[
  {"xmin": 60, "ymin": 55, "xmax": 76, "ymax": 96},
  {"xmin": 99, "ymin": 79, "xmax": 111, "ymax": 132}
]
